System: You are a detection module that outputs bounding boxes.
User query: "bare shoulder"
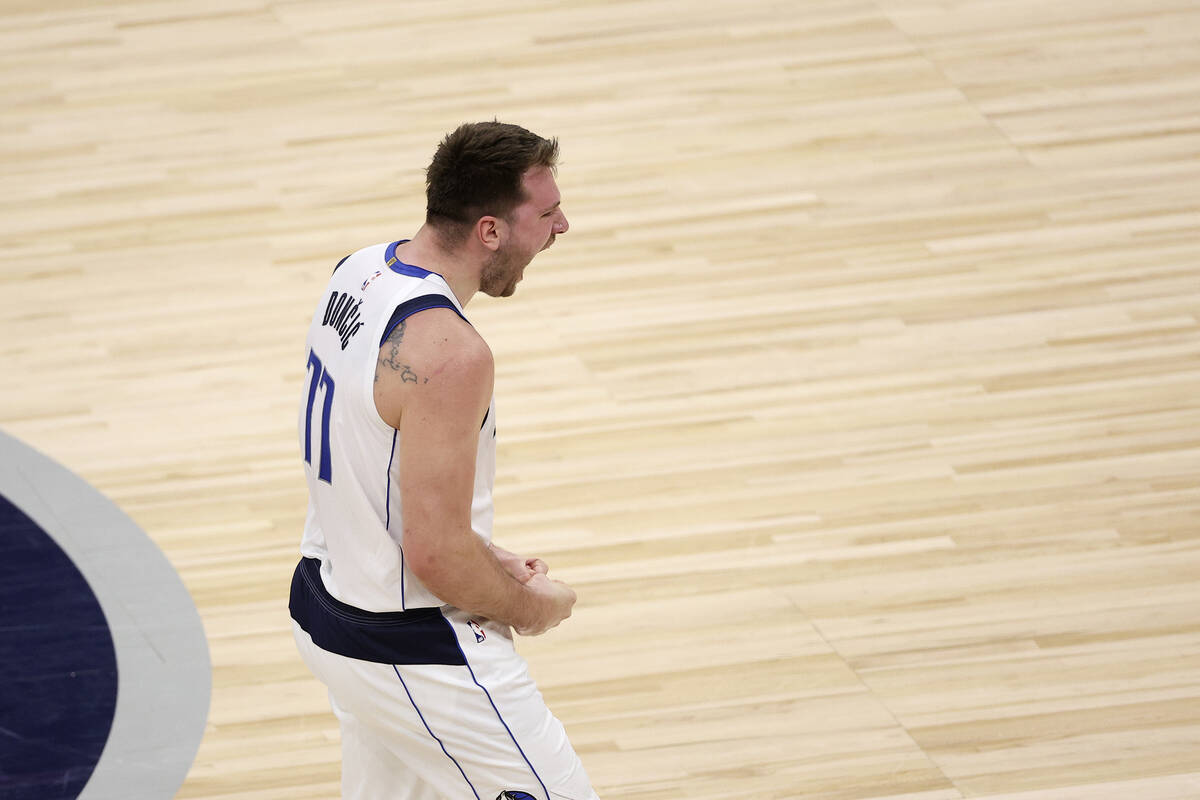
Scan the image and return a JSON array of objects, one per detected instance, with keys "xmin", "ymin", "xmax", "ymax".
[{"xmin": 374, "ymin": 308, "xmax": 492, "ymax": 428}]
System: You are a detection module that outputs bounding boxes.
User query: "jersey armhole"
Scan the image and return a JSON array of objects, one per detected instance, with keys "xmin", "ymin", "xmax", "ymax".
[{"xmin": 379, "ymin": 294, "xmax": 470, "ymax": 346}]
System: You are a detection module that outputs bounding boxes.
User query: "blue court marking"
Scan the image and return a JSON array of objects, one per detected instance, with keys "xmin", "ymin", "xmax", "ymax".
[
  {"xmin": 0, "ymin": 494, "xmax": 117, "ymax": 800},
  {"xmin": 0, "ymin": 430, "xmax": 210, "ymax": 800},
  {"xmin": 392, "ymin": 664, "xmax": 481, "ymax": 799}
]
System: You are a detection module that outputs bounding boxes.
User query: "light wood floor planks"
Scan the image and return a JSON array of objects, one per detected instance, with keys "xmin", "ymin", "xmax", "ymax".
[{"xmin": 2, "ymin": 1, "xmax": 1199, "ymax": 798}]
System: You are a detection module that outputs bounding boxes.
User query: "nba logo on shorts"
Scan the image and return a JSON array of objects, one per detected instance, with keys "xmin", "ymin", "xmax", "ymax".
[
  {"xmin": 468, "ymin": 619, "xmax": 486, "ymax": 643},
  {"xmin": 497, "ymin": 793, "xmax": 536, "ymax": 800}
]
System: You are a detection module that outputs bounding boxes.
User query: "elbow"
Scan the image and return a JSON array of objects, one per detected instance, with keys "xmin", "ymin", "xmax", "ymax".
[
  {"xmin": 403, "ymin": 527, "xmax": 468, "ymax": 600},
  {"xmin": 404, "ymin": 537, "xmax": 443, "ymax": 588}
]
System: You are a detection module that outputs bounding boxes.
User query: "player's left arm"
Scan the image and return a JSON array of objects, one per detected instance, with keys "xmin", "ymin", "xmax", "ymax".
[{"xmin": 490, "ymin": 543, "xmax": 548, "ymax": 584}]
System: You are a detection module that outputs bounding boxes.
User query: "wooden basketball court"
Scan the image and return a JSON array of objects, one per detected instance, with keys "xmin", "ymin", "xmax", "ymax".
[{"xmin": 2, "ymin": 1, "xmax": 1199, "ymax": 797}]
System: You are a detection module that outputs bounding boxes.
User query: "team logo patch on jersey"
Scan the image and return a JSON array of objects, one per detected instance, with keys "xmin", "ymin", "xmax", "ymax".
[
  {"xmin": 497, "ymin": 792, "xmax": 537, "ymax": 800},
  {"xmin": 361, "ymin": 270, "xmax": 383, "ymax": 291},
  {"xmin": 468, "ymin": 619, "xmax": 487, "ymax": 643}
]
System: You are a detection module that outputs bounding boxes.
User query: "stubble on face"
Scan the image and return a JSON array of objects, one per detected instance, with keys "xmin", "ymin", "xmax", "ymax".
[
  {"xmin": 479, "ymin": 167, "xmax": 561, "ymax": 298},
  {"xmin": 479, "ymin": 245, "xmax": 522, "ymax": 298}
]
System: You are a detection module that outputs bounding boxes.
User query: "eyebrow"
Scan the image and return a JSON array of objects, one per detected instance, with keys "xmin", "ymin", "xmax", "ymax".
[{"xmin": 541, "ymin": 200, "xmax": 561, "ymax": 214}]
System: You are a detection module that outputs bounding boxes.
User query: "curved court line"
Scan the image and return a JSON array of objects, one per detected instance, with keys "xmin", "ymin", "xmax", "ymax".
[{"xmin": 0, "ymin": 430, "xmax": 210, "ymax": 800}]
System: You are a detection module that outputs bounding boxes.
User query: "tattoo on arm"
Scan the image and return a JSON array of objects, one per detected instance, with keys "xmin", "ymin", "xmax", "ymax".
[{"xmin": 375, "ymin": 319, "xmax": 427, "ymax": 385}]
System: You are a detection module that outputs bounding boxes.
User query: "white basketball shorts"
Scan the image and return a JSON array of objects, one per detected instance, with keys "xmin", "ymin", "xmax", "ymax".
[{"xmin": 292, "ymin": 607, "xmax": 598, "ymax": 800}]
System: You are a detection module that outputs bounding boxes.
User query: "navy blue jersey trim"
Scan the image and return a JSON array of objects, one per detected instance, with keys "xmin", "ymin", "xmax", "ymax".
[
  {"xmin": 383, "ymin": 429, "xmax": 405, "ymax": 610},
  {"xmin": 380, "ymin": 294, "xmax": 469, "ymax": 345},
  {"xmin": 331, "ymin": 253, "xmax": 352, "ymax": 274},
  {"xmin": 288, "ymin": 558, "xmax": 465, "ymax": 665}
]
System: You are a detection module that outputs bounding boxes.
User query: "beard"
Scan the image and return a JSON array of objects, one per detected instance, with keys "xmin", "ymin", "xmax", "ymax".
[
  {"xmin": 480, "ymin": 230, "xmax": 556, "ymax": 298},
  {"xmin": 479, "ymin": 245, "xmax": 527, "ymax": 298}
]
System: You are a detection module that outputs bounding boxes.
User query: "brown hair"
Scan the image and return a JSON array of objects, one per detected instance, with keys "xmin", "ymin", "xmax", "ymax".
[{"xmin": 425, "ymin": 121, "xmax": 559, "ymax": 240}]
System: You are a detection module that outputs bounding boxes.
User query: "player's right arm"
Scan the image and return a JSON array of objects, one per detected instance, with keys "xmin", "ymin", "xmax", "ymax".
[{"xmin": 374, "ymin": 309, "xmax": 576, "ymax": 635}]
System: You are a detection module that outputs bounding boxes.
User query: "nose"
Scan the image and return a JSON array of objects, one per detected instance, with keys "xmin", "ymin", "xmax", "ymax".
[{"xmin": 554, "ymin": 209, "xmax": 569, "ymax": 235}]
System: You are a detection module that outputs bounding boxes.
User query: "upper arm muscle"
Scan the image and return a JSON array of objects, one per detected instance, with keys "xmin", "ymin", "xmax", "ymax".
[{"xmin": 378, "ymin": 309, "xmax": 492, "ymax": 567}]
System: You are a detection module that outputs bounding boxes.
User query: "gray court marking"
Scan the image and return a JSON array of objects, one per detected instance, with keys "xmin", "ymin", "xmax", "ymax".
[{"xmin": 0, "ymin": 429, "xmax": 211, "ymax": 800}]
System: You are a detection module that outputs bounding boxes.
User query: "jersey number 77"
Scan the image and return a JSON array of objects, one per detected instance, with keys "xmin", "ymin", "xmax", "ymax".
[{"xmin": 303, "ymin": 348, "xmax": 336, "ymax": 483}]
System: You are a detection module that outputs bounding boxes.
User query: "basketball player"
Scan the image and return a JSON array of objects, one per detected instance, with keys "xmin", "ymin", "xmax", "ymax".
[{"xmin": 289, "ymin": 122, "xmax": 598, "ymax": 800}]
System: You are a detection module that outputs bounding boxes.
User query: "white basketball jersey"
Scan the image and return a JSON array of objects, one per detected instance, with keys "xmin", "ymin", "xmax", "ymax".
[{"xmin": 298, "ymin": 240, "xmax": 496, "ymax": 612}]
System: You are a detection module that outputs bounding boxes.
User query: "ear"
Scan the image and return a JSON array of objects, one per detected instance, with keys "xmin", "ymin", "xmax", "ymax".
[{"xmin": 475, "ymin": 216, "xmax": 504, "ymax": 252}]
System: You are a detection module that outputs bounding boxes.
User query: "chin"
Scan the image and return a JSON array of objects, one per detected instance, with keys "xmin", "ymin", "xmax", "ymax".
[{"xmin": 483, "ymin": 281, "xmax": 519, "ymax": 299}]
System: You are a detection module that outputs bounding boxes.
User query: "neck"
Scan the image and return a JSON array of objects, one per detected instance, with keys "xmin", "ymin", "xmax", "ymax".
[{"xmin": 394, "ymin": 226, "xmax": 480, "ymax": 307}]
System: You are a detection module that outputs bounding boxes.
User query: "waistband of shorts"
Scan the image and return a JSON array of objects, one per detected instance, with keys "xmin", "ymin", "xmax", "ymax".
[{"xmin": 289, "ymin": 557, "xmax": 466, "ymax": 665}]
